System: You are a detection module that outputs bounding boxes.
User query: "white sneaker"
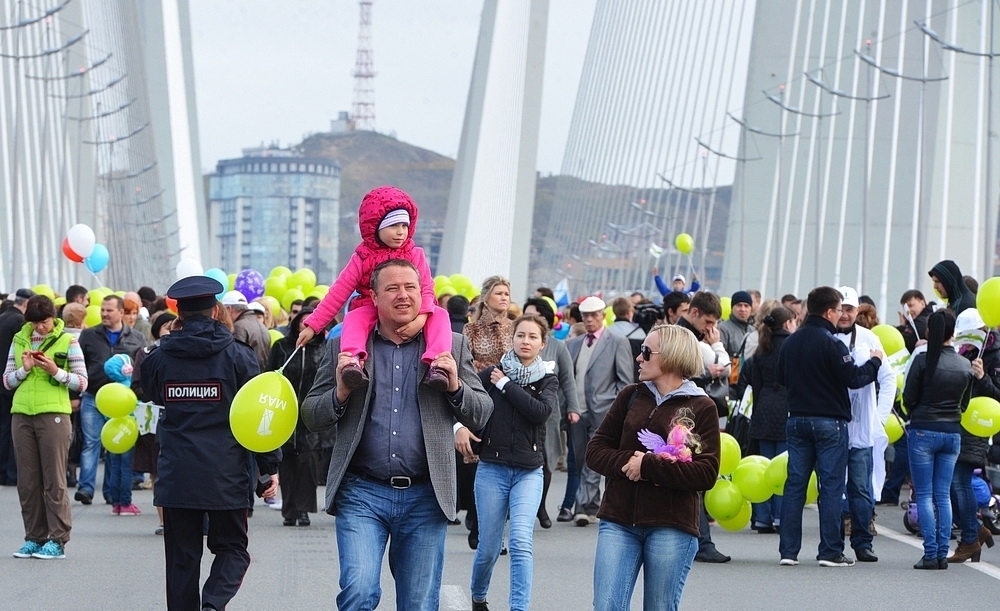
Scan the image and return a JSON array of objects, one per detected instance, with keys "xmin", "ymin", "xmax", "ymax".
[{"xmin": 779, "ymin": 558, "xmax": 799, "ymax": 566}]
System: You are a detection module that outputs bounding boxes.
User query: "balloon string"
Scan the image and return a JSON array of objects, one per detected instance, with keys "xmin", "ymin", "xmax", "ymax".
[{"xmin": 277, "ymin": 345, "xmax": 302, "ymax": 373}]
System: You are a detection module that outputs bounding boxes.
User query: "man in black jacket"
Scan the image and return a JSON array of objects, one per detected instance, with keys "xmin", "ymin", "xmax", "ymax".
[
  {"xmin": 777, "ymin": 287, "xmax": 884, "ymax": 568},
  {"xmin": 0, "ymin": 288, "xmax": 33, "ymax": 484},
  {"xmin": 76, "ymin": 295, "xmax": 147, "ymax": 505}
]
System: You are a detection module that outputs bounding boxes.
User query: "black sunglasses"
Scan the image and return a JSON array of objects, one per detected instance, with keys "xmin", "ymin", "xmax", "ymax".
[{"xmin": 639, "ymin": 345, "xmax": 661, "ymax": 361}]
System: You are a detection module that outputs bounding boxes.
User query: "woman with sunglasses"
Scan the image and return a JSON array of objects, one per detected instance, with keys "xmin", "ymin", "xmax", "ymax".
[
  {"xmin": 456, "ymin": 314, "xmax": 558, "ymax": 611},
  {"xmin": 587, "ymin": 324, "xmax": 720, "ymax": 611},
  {"xmin": 3, "ymin": 295, "xmax": 88, "ymax": 559}
]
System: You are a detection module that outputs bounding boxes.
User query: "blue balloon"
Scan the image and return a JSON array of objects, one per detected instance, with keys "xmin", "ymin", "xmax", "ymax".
[
  {"xmin": 204, "ymin": 268, "xmax": 229, "ymax": 299},
  {"xmin": 85, "ymin": 243, "xmax": 109, "ymax": 274}
]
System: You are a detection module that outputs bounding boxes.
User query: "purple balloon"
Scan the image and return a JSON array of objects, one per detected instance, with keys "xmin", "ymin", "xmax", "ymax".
[{"xmin": 234, "ymin": 269, "xmax": 265, "ymax": 302}]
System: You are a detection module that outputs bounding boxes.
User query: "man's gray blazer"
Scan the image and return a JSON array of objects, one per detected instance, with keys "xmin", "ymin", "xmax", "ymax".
[
  {"xmin": 566, "ymin": 331, "xmax": 634, "ymax": 417},
  {"xmin": 301, "ymin": 332, "xmax": 492, "ymax": 520}
]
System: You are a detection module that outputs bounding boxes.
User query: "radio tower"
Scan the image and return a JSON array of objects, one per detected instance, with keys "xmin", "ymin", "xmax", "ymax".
[{"xmin": 351, "ymin": 0, "xmax": 376, "ymax": 131}]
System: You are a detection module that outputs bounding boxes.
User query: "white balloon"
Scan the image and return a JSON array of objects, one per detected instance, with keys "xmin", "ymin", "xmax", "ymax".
[
  {"xmin": 66, "ymin": 224, "xmax": 96, "ymax": 259},
  {"xmin": 175, "ymin": 259, "xmax": 204, "ymax": 279}
]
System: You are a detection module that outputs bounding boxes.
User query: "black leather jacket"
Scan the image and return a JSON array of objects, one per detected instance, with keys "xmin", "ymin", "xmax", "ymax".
[
  {"xmin": 475, "ymin": 368, "xmax": 558, "ymax": 470},
  {"xmin": 903, "ymin": 347, "xmax": 973, "ymax": 426}
]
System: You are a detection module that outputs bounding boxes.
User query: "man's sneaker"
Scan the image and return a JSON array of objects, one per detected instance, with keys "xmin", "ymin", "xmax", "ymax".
[
  {"xmin": 32, "ymin": 540, "xmax": 65, "ymax": 559},
  {"xmin": 472, "ymin": 600, "xmax": 490, "ymax": 611},
  {"xmin": 574, "ymin": 513, "xmax": 591, "ymax": 527},
  {"xmin": 818, "ymin": 554, "xmax": 855, "ymax": 567},
  {"xmin": 779, "ymin": 557, "xmax": 799, "ymax": 566},
  {"xmin": 74, "ymin": 490, "xmax": 93, "ymax": 505},
  {"xmin": 112, "ymin": 504, "xmax": 121, "ymax": 515},
  {"xmin": 12, "ymin": 541, "xmax": 42, "ymax": 558},
  {"xmin": 694, "ymin": 548, "xmax": 732, "ymax": 563},
  {"xmin": 118, "ymin": 503, "xmax": 142, "ymax": 516}
]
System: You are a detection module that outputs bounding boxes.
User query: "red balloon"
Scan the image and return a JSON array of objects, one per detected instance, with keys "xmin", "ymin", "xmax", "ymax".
[{"xmin": 62, "ymin": 237, "xmax": 84, "ymax": 262}]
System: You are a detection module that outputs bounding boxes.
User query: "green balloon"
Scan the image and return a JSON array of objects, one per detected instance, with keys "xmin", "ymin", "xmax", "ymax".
[
  {"xmin": 733, "ymin": 459, "xmax": 771, "ymax": 503},
  {"xmin": 765, "ymin": 451, "xmax": 788, "ymax": 496},
  {"xmin": 288, "ymin": 269, "xmax": 316, "ymax": 293},
  {"xmin": 264, "ymin": 275, "xmax": 287, "ymax": 298},
  {"xmin": 101, "ymin": 416, "xmax": 138, "ymax": 454},
  {"xmin": 281, "ymin": 288, "xmax": 305, "ymax": 312},
  {"xmin": 95, "ymin": 383, "xmax": 137, "ymax": 418},
  {"xmin": 229, "ymin": 372, "xmax": 298, "ymax": 453},
  {"xmin": 718, "ymin": 432, "xmax": 742, "ymax": 476},
  {"xmin": 717, "ymin": 500, "xmax": 752, "ymax": 531},
  {"xmin": 270, "ymin": 265, "xmax": 293, "ymax": 279},
  {"xmin": 705, "ymin": 479, "xmax": 743, "ymax": 521},
  {"xmin": 962, "ymin": 396, "xmax": 1000, "ymax": 437}
]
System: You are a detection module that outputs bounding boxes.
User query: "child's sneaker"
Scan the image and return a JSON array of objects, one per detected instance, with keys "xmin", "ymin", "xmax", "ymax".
[
  {"xmin": 12, "ymin": 541, "xmax": 41, "ymax": 558},
  {"xmin": 341, "ymin": 362, "xmax": 369, "ymax": 391},
  {"xmin": 31, "ymin": 540, "xmax": 65, "ymax": 559},
  {"xmin": 112, "ymin": 504, "xmax": 121, "ymax": 515},
  {"xmin": 118, "ymin": 504, "xmax": 142, "ymax": 516}
]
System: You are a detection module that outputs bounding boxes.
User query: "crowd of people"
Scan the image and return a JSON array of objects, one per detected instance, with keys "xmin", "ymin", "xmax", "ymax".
[{"xmin": 2, "ymin": 184, "xmax": 1000, "ymax": 610}]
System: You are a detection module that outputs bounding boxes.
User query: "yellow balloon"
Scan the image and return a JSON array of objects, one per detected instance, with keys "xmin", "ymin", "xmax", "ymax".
[
  {"xmin": 733, "ymin": 459, "xmax": 771, "ymax": 503},
  {"xmin": 806, "ymin": 471, "xmax": 819, "ymax": 504},
  {"xmin": 765, "ymin": 451, "xmax": 788, "ymax": 496},
  {"xmin": 85, "ymin": 304, "xmax": 102, "ymax": 327},
  {"xmin": 675, "ymin": 232, "xmax": 694, "ymax": 255},
  {"xmin": 289, "ymin": 269, "xmax": 317, "ymax": 293},
  {"xmin": 705, "ymin": 479, "xmax": 743, "ymax": 521},
  {"xmin": 604, "ymin": 305, "xmax": 614, "ymax": 327},
  {"xmin": 96, "ymin": 383, "xmax": 138, "ymax": 418},
  {"xmin": 718, "ymin": 432, "xmax": 742, "ymax": 476},
  {"xmin": 264, "ymin": 275, "xmax": 287, "ymax": 299},
  {"xmin": 281, "ymin": 288, "xmax": 305, "ymax": 312},
  {"xmin": 268, "ymin": 329, "xmax": 284, "ymax": 346},
  {"xmin": 961, "ymin": 396, "xmax": 1000, "ymax": 437},
  {"xmin": 270, "ymin": 266, "xmax": 293, "ymax": 279},
  {"xmin": 32, "ymin": 284, "xmax": 55, "ymax": 300},
  {"xmin": 101, "ymin": 416, "xmax": 138, "ymax": 454},
  {"xmin": 717, "ymin": 500, "xmax": 752, "ymax": 531},
  {"xmin": 54, "ymin": 296, "xmax": 66, "ymax": 307},
  {"xmin": 229, "ymin": 372, "xmax": 298, "ymax": 453},
  {"xmin": 885, "ymin": 413, "xmax": 905, "ymax": 443},
  {"xmin": 720, "ymin": 297, "xmax": 732, "ymax": 321},
  {"xmin": 872, "ymin": 324, "xmax": 906, "ymax": 356},
  {"xmin": 977, "ymin": 277, "xmax": 1000, "ymax": 328}
]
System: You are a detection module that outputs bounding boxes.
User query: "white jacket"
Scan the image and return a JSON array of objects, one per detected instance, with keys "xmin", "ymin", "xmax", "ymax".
[{"xmin": 836, "ymin": 325, "xmax": 896, "ymax": 449}]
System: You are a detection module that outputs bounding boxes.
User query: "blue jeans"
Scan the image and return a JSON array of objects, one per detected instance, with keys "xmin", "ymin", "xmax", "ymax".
[
  {"xmin": 471, "ymin": 462, "xmax": 543, "ymax": 610},
  {"xmin": 779, "ymin": 416, "xmax": 848, "ymax": 561},
  {"xmin": 79, "ymin": 392, "xmax": 110, "ymax": 499},
  {"xmin": 952, "ymin": 461, "xmax": 979, "ymax": 545},
  {"xmin": 880, "ymin": 434, "xmax": 908, "ymax": 503},
  {"xmin": 907, "ymin": 428, "xmax": 960, "ymax": 559},
  {"xmin": 845, "ymin": 446, "xmax": 874, "ymax": 551},
  {"xmin": 752, "ymin": 439, "xmax": 786, "ymax": 528},
  {"xmin": 561, "ymin": 442, "xmax": 580, "ymax": 510},
  {"xmin": 333, "ymin": 473, "xmax": 448, "ymax": 611},
  {"xmin": 107, "ymin": 447, "xmax": 134, "ymax": 506},
  {"xmin": 593, "ymin": 520, "xmax": 697, "ymax": 611}
]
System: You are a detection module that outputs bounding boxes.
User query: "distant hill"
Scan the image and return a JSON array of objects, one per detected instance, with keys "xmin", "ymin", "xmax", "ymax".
[{"xmin": 296, "ymin": 130, "xmax": 730, "ymax": 291}]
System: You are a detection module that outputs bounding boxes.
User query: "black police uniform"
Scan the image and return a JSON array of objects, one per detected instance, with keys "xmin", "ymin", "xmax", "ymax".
[{"xmin": 140, "ymin": 277, "xmax": 279, "ymax": 611}]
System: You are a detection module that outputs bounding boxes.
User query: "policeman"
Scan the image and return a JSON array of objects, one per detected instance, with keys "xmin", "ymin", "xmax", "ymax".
[{"xmin": 140, "ymin": 276, "xmax": 279, "ymax": 611}]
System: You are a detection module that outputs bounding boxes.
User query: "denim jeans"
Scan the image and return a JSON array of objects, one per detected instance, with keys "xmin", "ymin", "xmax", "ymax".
[
  {"xmin": 593, "ymin": 520, "xmax": 697, "ymax": 611},
  {"xmin": 570, "ymin": 412, "xmax": 603, "ymax": 515},
  {"xmin": 845, "ymin": 446, "xmax": 874, "ymax": 551},
  {"xmin": 333, "ymin": 473, "xmax": 448, "ymax": 611},
  {"xmin": 779, "ymin": 416, "xmax": 848, "ymax": 561},
  {"xmin": 79, "ymin": 392, "xmax": 110, "ymax": 499},
  {"xmin": 880, "ymin": 434, "xmax": 908, "ymax": 504},
  {"xmin": 560, "ymin": 442, "xmax": 580, "ymax": 511},
  {"xmin": 471, "ymin": 462, "xmax": 543, "ymax": 611},
  {"xmin": 952, "ymin": 461, "xmax": 979, "ymax": 545},
  {"xmin": 752, "ymin": 439, "xmax": 786, "ymax": 528},
  {"xmin": 907, "ymin": 428, "xmax": 960, "ymax": 559},
  {"xmin": 107, "ymin": 447, "xmax": 134, "ymax": 506}
]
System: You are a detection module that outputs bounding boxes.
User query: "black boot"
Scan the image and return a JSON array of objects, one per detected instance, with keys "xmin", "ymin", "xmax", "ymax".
[{"xmin": 537, "ymin": 465, "xmax": 552, "ymax": 529}]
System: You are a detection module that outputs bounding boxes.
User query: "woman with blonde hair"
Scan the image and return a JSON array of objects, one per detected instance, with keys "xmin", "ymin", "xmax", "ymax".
[
  {"xmin": 587, "ymin": 324, "xmax": 720, "ymax": 611},
  {"xmin": 465, "ymin": 276, "xmax": 514, "ymax": 371}
]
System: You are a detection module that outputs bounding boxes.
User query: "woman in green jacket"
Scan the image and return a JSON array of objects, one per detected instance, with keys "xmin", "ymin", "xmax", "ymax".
[{"xmin": 2, "ymin": 295, "xmax": 88, "ymax": 559}]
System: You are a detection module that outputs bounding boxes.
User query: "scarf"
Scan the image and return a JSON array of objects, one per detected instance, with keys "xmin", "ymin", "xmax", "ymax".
[{"xmin": 499, "ymin": 349, "xmax": 547, "ymax": 387}]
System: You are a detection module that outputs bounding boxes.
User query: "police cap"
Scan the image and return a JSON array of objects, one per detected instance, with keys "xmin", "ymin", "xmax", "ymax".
[{"xmin": 166, "ymin": 276, "xmax": 223, "ymax": 312}]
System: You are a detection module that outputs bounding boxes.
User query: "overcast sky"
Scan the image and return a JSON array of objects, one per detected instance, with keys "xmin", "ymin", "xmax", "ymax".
[{"xmin": 189, "ymin": 0, "xmax": 596, "ymax": 175}]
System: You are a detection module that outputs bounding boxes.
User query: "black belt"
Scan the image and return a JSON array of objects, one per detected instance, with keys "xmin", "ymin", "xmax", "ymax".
[{"xmin": 347, "ymin": 467, "xmax": 429, "ymax": 489}]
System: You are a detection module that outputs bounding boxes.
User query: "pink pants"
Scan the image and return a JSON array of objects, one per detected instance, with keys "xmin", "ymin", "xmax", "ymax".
[{"xmin": 341, "ymin": 304, "xmax": 453, "ymax": 364}]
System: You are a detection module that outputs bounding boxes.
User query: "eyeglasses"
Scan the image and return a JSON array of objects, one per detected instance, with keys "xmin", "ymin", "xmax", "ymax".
[{"xmin": 639, "ymin": 345, "xmax": 661, "ymax": 361}]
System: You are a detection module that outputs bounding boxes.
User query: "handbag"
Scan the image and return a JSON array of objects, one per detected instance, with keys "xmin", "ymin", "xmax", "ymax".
[
  {"xmin": 725, "ymin": 385, "xmax": 754, "ymax": 456},
  {"xmin": 705, "ymin": 354, "xmax": 730, "ymax": 417}
]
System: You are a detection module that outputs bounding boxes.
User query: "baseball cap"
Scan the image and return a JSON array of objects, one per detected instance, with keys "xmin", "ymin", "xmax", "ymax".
[
  {"xmin": 838, "ymin": 286, "xmax": 860, "ymax": 308},
  {"xmin": 672, "ymin": 274, "xmax": 686, "ymax": 284},
  {"xmin": 220, "ymin": 290, "xmax": 248, "ymax": 306},
  {"xmin": 579, "ymin": 296, "xmax": 607, "ymax": 313},
  {"xmin": 247, "ymin": 302, "xmax": 266, "ymax": 314}
]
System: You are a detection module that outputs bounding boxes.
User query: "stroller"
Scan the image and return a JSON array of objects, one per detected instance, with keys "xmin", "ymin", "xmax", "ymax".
[{"xmin": 903, "ymin": 469, "xmax": 1000, "ymax": 536}]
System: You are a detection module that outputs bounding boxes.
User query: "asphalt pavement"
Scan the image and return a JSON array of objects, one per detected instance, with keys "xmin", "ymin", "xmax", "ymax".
[{"xmin": 2, "ymin": 467, "xmax": 1000, "ymax": 610}]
